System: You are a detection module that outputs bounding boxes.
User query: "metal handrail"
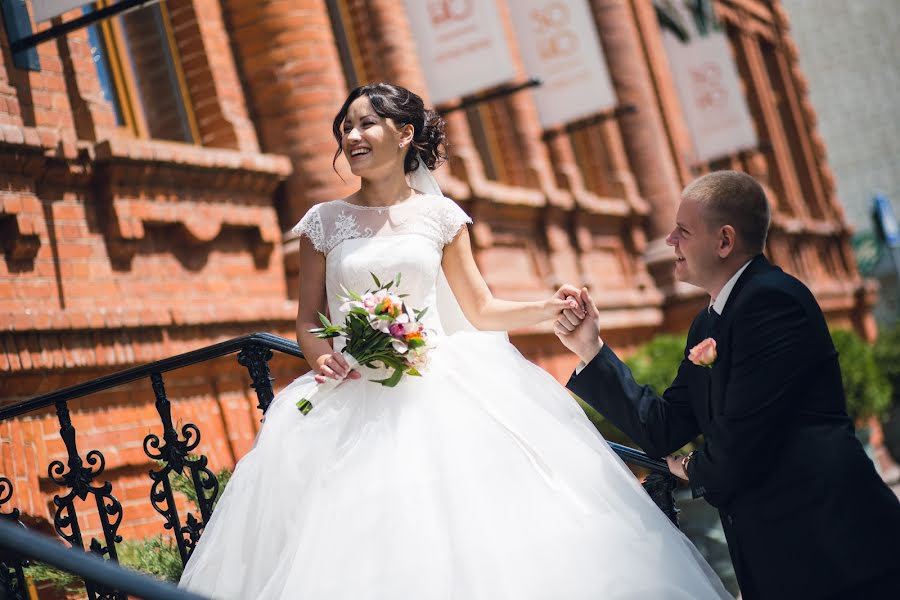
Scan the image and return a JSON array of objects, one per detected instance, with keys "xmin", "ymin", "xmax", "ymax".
[
  {"xmin": 0, "ymin": 519, "xmax": 208, "ymax": 600},
  {"xmin": 1, "ymin": 332, "xmax": 669, "ymax": 474},
  {"xmin": 0, "ymin": 333, "xmax": 303, "ymax": 421}
]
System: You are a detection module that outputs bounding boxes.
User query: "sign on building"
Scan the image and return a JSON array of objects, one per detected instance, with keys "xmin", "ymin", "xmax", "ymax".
[
  {"xmin": 656, "ymin": 0, "xmax": 757, "ymax": 162},
  {"xmin": 33, "ymin": 0, "xmax": 89, "ymax": 22},
  {"xmin": 403, "ymin": 0, "xmax": 517, "ymax": 105},
  {"xmin": 508, "ymin": 0, "xmax": 617, "ymax": 128}
]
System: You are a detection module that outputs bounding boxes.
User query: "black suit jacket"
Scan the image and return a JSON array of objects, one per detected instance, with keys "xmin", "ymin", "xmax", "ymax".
[{"xmin": 568, "ymin": 255, "xmax": 900, "ymax": 599}]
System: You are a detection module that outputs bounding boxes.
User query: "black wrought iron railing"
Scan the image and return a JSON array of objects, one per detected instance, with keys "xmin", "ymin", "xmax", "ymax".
[
  {"xmin": 0, "ymin": 333, "xmax": 677, "ymax": 599},
  {"xmin": 0, "ymin": 518, "xmax": 207, "ymax": 600}
]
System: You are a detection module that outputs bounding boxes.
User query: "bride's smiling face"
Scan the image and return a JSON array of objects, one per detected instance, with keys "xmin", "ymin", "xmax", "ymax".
[{"xmin": 341, "ymin": 96, "xmax": 411, "ymax": 179}]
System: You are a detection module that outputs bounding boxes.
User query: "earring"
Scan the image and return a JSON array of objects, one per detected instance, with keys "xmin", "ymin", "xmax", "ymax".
[{"xmin": 399, "ymin": 143, "xmax": 404, "ymax": 148}]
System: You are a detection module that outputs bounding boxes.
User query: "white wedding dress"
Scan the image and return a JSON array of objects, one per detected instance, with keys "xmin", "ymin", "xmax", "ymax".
[{"xmin": 179, "ymin": 194, "xmax": 730, "ymax": 599}]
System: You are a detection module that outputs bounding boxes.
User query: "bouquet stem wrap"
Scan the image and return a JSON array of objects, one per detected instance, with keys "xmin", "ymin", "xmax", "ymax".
[{"xmin": 296, "ymin": 354, "xmax": 361, "ymax": 415}]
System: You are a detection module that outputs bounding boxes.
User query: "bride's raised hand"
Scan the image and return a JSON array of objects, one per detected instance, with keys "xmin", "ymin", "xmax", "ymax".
[
  {"xmin": 546, "ymin": 284, "xmax": 585, "ymax": 321},
  {"xmin": 314, "ymin": 352, "xmax": 362, "ymax": 384}
]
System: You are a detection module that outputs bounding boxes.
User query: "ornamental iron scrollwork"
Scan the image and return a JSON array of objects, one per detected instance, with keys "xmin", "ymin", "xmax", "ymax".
[
  {"xmin": 144, "ymin": 372, "xmax": 218, "ymax": 565},
  {"xmin": 47, "ymin": 402, "xmax": 125, "ymax": 600},
  {"xmin": 0, "ymin": 477, "xmax": 28, "ymax": 600},
  {"xmin": 238, "ymin": 344, "xmax": 275, "ymax": 414},
  {"xmin": 642, "ymin": 471, "xmax": 680, "ymax": 526}
]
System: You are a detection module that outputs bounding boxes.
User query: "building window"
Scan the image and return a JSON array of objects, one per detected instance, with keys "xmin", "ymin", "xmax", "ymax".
[
  {"xmin": 86, "ymin": 2, "xmax": 198, "ymax": 143},
  {"xmin": 326, "ymin": 0, "xmax": 371, "ymax": 89}
]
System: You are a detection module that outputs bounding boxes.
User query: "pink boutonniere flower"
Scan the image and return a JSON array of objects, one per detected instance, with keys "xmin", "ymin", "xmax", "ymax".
[{"xmin": 689, "ymin": 337, "xmax": 717, "ymax": 368}]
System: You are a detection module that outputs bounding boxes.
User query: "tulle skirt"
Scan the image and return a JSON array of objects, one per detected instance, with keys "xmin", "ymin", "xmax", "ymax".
[{"xmin": 179, "ymin": 332, "xmax": 730, "ymax": 599}]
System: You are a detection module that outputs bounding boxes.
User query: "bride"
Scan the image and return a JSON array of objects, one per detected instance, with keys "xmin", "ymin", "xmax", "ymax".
[{"xmin": 179, "ymin": 82, "xmax": 731, "ymax": 599}]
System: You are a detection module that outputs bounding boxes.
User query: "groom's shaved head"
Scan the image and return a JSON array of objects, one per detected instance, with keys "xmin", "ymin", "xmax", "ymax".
[{"xmin": 683, "ymin": 171, "xmax": 771, "ymax": 255}]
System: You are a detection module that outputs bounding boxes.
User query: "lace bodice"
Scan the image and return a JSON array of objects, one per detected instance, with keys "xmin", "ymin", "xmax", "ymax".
[{"xmin": 292, "ymin": 194, "xmax": 472, "ymax": 340}]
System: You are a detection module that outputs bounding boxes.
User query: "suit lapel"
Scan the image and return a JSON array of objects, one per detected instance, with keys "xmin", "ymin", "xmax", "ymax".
[{"xmin": 707, "ymin": 254, "xmax": 775, "ymax": 414}]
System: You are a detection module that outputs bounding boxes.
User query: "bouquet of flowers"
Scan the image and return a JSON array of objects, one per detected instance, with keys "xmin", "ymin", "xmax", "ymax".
[{"xmin": 296, "ymin": 273, "xmax": 432, "ymax": 415}]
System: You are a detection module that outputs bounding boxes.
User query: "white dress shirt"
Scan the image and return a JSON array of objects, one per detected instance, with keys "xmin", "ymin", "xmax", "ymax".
[{"xmin": 709, "ymin": 259, "xmax": 752, "ymax": 316}]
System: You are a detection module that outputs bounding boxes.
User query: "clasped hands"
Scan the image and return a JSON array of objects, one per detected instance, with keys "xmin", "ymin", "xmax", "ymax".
[
  {"xmin": 551, "ymin": 284, "xmax": 603, "ymax": 365},
  {"xmin": 551, "ymin": 284, "xmax": 690, "ymax": 482}
]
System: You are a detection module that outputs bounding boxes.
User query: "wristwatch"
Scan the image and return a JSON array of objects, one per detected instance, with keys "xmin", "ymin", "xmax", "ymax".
[{"xmin": 681, "ymin": 451, "xmax": 696, "ymax": 477}]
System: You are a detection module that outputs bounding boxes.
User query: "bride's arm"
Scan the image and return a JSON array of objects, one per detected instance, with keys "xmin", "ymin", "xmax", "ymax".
[
  {"xmin": 442, "ymin": 225, "xmax": 580, "ymax": 331},
  {"xmin": 296, "ymin": 236, "xmax": 359, "ymax": 381}
]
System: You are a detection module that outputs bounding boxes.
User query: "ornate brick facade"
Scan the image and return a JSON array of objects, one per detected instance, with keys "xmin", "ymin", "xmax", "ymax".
[{"xmin": 1, "ymin": 0, "xmax": 874, "ymax": 543}]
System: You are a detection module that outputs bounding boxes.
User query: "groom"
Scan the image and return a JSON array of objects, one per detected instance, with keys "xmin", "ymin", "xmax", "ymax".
[{"xmin": 556, "ymin": 171, "xmax": 900, "ymax": 599}]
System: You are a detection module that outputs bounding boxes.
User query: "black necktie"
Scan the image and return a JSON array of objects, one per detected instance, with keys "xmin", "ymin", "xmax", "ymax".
[{"xmin": 705, "ymin": 308, "xmax": 720, "ymax": 338}]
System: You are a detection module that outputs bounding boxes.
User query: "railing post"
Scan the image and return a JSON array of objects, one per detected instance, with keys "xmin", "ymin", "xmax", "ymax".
[
  {"xmin": 144, "ymin": 372, "xmax": 219, "ymax": 566},
  {"xmin": 642, "ymin": 472, "xmax": 680, "ymax": 527},
  {"xmin": 48, "ymin": 401, "xmax": 125, "ymax": 599},
  {"xmin": 237, "ymin": 344, "xmax": 275, "ymax": 414},
  {"xmin": 0, "ymin": 477, "xmax": 29, "ymax": 600}
]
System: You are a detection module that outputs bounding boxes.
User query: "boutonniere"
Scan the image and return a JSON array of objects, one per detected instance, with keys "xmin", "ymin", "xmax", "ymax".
[{"xmin": 689, "ymin": 337, "xmax": 717, "ymax": 368}]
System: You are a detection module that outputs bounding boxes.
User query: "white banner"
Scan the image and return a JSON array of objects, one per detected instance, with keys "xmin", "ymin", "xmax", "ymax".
[
  {"xmin": 657, "ymin": 1, "xmax": 757, "ymax": 162},
  {"xmin": 403, "ymin": 0, "xmax": 517, "ymax": 105},
  {"xmin": 508, "ymin": 0, "xmax": 617, "ymax": 128},
  {"xmin": 33, "ymin": 0, "xmax": 90, "ymax": 23}
]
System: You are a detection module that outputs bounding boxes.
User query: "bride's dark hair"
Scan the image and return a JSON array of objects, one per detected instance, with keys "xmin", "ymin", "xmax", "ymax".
[{"xmin": 332, "ymin": 83, "xmax": 447, "ymax": 174}]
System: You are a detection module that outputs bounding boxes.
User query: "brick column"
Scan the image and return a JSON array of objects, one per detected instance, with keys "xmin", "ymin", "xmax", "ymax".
[
  {"xmin": 223, "ymin": 0, "xmax": 353, "ymax": 218},
  {"xmin": 588, "ymin": 0, "xmax": 683, "ymax": 240},
  {"xmin": 167, "ymin": 0, "xmax": 260, "ymax": 152},
  {"xmin": 630, "ymin": 0, "xmax": 694, "ymax": 185}
]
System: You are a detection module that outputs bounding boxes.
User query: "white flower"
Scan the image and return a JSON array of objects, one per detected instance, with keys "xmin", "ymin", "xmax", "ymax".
[
  {"xmin": 370, "ymin": 317, "xmax": 392, "ymax": 333},
  {"xmin": 391, "ymin": 338, "xmax": 409, "ymax": 354},
  {"xmin": 408, "ymin": 347, "xmax": 431, "ymax": 371},
  {"xmin": 339, "ymin": 300, "xmax": 363, "ymax": 313}
]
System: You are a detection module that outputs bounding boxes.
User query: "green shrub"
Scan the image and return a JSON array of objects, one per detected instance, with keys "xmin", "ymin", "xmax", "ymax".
[
  {"xmin": 831, "ymin": 328, "xmax": 892, "ymax": 422},
  {"xmin": 873, "ymin": 322, "xmax": 900, "ymax": 406},
  {"xmin": 117, "ymin": 535, "xmax": 184, "ymax": 582},
  {"xmin": 624, "ymin": 334, "xmax": 687, "ymax": 396},
  {"xmin": 573, "ymin": 334, "xmax": 689, "ymax": 451}
]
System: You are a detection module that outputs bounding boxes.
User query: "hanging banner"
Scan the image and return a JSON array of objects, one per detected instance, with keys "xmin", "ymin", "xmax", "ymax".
[
  {"xmin": 508, "ymin": 0, "xmax": 617, "ymax": 128},
  {"xmin": 403, "ymin": 0, "xmax": 517, "ymax": 105},
  {"xmin": 656, "ymin": 0, "xmax": 757, "ymax": 162},
  {"xmin": 33, "ymin": 0, "xmax": 89, "ymax": 22}
]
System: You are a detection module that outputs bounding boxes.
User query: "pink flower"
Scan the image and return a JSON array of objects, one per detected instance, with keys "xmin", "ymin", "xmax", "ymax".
[
  {"xmin": 361, "ymin": 293, "xmax": 378, "ymax": 312},
  {"xmin": 689, "ymin": 338, "xmax": 717, "ymax": 368},
  {"xmin": 389, "ymin": 322, "xmax": 405, "ymax": 338}
]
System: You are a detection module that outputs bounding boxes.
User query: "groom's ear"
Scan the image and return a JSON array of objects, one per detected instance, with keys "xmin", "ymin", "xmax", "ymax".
[{"xmin": 717, "ymin": 225, "xmax": 736, "ymax": 258}]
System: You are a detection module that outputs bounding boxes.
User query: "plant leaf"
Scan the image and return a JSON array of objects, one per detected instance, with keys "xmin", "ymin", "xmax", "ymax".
[{"xmin": 372, "ymin": 366, "xmax": 404, "ymax": 387}]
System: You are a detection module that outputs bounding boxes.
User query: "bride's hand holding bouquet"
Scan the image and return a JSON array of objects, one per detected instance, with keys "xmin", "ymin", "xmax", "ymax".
[{"xmin": 298, "ymin": 273, "xmax": 433, "ymax": 415}]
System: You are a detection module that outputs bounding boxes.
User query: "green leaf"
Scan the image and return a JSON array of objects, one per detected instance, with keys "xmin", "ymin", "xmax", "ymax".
[
  {"xmin": 370, "ymin": 272, "xmax": 382, "ymax": 288},
  {"xmin": 372, "ymin": 366, "xmax": 404, "ymax": 387},
  {"xmin": 407, "ymin": 367, "xmax": 421, "ymax": 377},
  {"xmin": 318, "ymin": 313, "xmax": 333, "ymax": 328},
  {"xmin": 414, "ymin": 307, "xmax": 428, "ymax": 321},
  {"xmin": 341, "ymin": 284, "xmax": 363, "ymax": 302}
]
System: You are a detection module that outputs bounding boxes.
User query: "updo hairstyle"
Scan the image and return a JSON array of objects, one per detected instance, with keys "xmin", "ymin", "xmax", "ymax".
[{"xmin": 332, "ymin": 82, "xmax": 447, "ymax": 174}]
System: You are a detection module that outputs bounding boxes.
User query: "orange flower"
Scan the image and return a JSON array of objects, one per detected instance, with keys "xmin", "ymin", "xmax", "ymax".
[{"xmin": 376, "ymin": 298, "xmax": 401, "ymax": 318}]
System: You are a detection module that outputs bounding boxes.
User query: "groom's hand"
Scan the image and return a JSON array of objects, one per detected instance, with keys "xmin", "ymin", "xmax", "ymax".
[{"xmin": 554, "ymin": 287, "xmax": 603, "ymax": 364}]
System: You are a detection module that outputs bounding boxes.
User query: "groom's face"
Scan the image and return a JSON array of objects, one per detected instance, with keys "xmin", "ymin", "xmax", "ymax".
[{"xmin": 666, "ymin": 199, "xmax": 721, "ymax": 291}]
